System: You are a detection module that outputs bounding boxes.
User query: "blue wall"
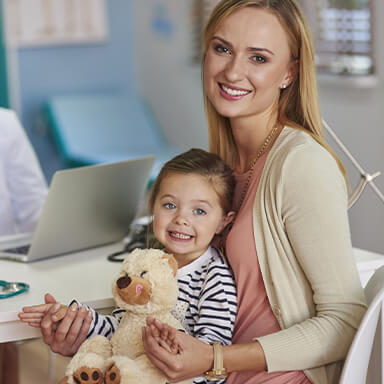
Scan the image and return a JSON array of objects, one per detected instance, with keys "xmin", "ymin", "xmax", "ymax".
[
  {"xmin": 0, "ymin": 2, "xmax": 9, "ymax": 108},
  {"xmin": 15, "ymin": 0, "xmax": 135, "ymax": 181}
]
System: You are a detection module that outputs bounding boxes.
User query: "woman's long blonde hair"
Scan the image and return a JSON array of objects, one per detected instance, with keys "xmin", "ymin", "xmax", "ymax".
[{"xmin": 202, "ymin": 0, "xmax": 346, "ymax": 179}]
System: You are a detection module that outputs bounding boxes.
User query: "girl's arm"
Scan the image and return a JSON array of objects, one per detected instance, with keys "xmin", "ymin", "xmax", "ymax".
[
  {"xmin": 20, "ymin": 293, "xmax": 122, "ymax": 339},
  {"xmin": 20, "ymin": 293, "xmax": 122, "ymax": 356},
  {"xmin": 68, "ymin": 299, "xmax": 121, "ymax": 339},
  {"xmin": 191, "ymin": 253, "xmax": 237, "ymax": 346}
]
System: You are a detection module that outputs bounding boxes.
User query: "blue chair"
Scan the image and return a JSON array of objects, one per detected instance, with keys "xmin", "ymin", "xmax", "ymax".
[{"xmin": 44, "ymin": 92, "xmax": 182, "ymax": 183}]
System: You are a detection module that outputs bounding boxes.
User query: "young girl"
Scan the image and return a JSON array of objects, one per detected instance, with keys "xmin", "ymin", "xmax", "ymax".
[{"xmin": 19, "ymin": 148, "xmax": 237, "ymax": 383}]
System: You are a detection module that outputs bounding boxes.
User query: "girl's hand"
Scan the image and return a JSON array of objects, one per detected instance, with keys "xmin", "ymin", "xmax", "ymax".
[
  {"xmin": 146, "ymin": 317, "xmax": 182, "ymax": 354},
  {"xmin": 18, "ymin": 294, "xmax": 68, "ymax": 328},
  {"xmin": 19, "ymin": 302, "xmax": 58, "ymax": 328},
  {"xmin": 39, "ymin": 293, "xmax": 92, "ymax": 356},
  {"xmin": 142, "ymin": 317, "xmax": 213, "ymax": 382}
]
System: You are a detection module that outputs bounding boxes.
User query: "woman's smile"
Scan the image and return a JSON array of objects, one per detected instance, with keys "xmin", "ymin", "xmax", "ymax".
[{"xmin": 219, "ymin": 83, "xmax": 252, "ymax": 100}]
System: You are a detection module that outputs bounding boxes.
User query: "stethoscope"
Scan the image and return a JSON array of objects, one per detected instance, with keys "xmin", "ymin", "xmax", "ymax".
[
  {"xmin": 0, "ymin": 280, "xmax": 29, "ymax": 299},
  {"xmin": 107, "ymin": 216, "xmax": 153, "ymax": 263}
]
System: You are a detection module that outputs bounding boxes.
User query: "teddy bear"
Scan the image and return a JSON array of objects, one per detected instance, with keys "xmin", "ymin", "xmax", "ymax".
[{"xmin": 59, "ymin": 248, "xmax": 192, "ymax": 384}]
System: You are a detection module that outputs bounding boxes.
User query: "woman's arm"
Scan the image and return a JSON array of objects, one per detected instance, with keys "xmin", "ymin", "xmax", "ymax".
[
  {"xmin": 142, "ymin": 318, "xmax": 267, "ymax": 381},
  {"xmin": 27, "ymin": 293, "xmax": 121, "ymax": 356},
  {"xmin": 39, "ymin": 294, "xmax": 92, "ymax": 356},
  {"xmin": 255, "ymin": 143, "xmax": 367, "ymax": 372}
]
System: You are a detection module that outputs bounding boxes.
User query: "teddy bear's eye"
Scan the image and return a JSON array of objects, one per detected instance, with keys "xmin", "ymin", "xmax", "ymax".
[{"xmin": 140, "ymin": 271, "xmax": 147, "ymax": 278}]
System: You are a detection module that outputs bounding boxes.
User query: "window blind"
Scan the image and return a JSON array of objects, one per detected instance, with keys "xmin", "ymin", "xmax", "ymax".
[{"xmin": 299, "ymin": 0, "xmax": 374, "ymax": 76}]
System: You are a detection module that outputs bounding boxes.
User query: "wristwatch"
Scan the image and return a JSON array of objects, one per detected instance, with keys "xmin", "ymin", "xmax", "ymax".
[{"xmin": 204, "ymin": 343, "xmax": 227, "ymax": 381}]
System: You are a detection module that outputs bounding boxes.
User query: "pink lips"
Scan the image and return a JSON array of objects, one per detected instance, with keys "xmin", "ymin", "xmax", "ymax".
[{"xmin": 219, "ymin": 83, "xmax": 251, "ymax": 101}]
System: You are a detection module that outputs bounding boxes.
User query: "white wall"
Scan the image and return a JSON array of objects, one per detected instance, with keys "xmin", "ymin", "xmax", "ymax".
[
  {"xmin": 133, "ymin": 1, "xmax": 384, "ymax": 254},
  {"xmin": 133, "ymin": 1, "xmax": 207, "ymax": 150},
  {"xmin": 317, "ymin": 0, "xmax": 384, "ymax": 254},
  {"xmin": 133, "ymin": 1, "xmax": 208, "ymax": 150}
]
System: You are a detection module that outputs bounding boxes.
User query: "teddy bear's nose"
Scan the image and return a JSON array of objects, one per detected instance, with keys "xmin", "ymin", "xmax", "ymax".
[{"xmin": 117, "ymin": 274, "xmax": 131, "ymax": 289}]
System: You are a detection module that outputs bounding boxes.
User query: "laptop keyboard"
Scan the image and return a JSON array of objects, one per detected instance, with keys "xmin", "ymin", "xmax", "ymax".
[{"xmin": 3, "ymin": 244, "xmax": 31, "ymax": 255}]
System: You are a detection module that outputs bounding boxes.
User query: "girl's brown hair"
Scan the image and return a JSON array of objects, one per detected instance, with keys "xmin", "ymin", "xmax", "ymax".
[
  {"xmin": 149, "ymin": 148, "xmax": 235, "ymax": 215},
  {"xmin": 202, "ymin": 0, "xmax": 346, "ymax": 180}
]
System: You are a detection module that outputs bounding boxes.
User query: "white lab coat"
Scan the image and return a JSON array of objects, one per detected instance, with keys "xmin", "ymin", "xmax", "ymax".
[{"xmin": 0, "ymin": 108, "xmax": 48, "ymax": 236}]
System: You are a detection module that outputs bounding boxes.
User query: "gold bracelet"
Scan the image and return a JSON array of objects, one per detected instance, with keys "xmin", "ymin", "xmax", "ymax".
[{"xmin": 204, "ymin": 343, "xmax": 227, "ymax": 381}]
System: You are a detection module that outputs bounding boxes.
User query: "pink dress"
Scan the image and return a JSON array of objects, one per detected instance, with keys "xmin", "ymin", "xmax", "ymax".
[{"xmin": 225, "ymin": 151, "xmax": 311, "ymax": 384}]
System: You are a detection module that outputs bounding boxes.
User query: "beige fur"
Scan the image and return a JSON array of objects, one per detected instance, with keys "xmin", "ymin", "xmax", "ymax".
[{"xmin": 63, "ymin": 248, "xmax": 192, "ymax": 384}]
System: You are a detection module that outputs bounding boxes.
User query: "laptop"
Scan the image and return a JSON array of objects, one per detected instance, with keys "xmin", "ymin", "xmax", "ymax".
[{"xmin": 0, "ymin": 156, "xmax": 154, "ymax": 262}]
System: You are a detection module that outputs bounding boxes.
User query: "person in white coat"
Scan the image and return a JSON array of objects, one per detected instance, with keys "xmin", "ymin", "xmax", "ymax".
[
  {"xmin": 0, "ymin": 108, "xmax": 48, "ymax": 236},
  {"xmin": 0, "ymin": 107, "xmax": 48, "ymax": 384}
]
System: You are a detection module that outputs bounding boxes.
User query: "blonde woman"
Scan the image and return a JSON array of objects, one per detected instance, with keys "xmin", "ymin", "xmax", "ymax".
[{"xmin": 142, "ymin": 1, "xmax": 366, "ymax": 383}]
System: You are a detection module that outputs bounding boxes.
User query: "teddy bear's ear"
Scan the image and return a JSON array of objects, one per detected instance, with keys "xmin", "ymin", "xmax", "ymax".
[{"xmin": 162, "ymin": 253, "xmax": 178, "ymax": 276}]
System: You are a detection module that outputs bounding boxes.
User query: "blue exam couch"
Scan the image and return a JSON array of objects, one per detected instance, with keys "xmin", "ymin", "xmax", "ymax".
[{"xmin": 44, "ymin": 92, "xmax": 182, "ymax": 184}]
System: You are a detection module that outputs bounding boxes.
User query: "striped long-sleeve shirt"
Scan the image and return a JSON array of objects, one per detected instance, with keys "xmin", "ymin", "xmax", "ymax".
[
  {"xmin": 70, "ymin": 246, "xmax": 237, "ymax": 383},
  {"xmin": 175, "ymin": 246, "xmax": 237, "ymax": 346}
]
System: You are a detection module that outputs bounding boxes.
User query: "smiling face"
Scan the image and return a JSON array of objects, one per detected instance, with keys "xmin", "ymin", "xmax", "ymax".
[
  {"xmin": 152, "ymin": 172, "xmax": 233, "ymax": 267},
  {"xmin": 203, "ymin": 6, "xmax": 295, "ymax": 124}
]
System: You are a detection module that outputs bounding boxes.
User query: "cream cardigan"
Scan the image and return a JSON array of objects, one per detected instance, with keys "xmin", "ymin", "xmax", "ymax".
[{"xmin": 253, "ymin": 127, "xmax": 366, "ymax": 384}]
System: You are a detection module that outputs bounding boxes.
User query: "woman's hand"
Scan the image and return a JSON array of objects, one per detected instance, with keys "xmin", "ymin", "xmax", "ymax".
[
  {"xmin": 142, "ymin": 317, "xmax": 213, "ymax": 382},
  {"xmin": 39, "ymin": 293, "xmax": 92, "ymax": 356}
]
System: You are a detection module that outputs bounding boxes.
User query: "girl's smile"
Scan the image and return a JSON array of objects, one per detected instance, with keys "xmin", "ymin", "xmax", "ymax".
[{"xmin": 168, "ymin": 230, "xmax": 193, "ymax": 241}]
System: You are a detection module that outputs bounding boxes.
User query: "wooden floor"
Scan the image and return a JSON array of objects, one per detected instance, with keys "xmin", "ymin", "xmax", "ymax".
[{"xmin": 18, "ymin": 338, "xmax": 70, "ymax": 384}]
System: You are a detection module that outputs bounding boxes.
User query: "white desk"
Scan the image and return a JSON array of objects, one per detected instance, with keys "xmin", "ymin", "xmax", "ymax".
[
  {"xmin": 1, "ymin": 245, "xmax": 383, "ymax": 343},
  {"xmin": 0, "ymin": 242, "xmax": 122, "ymax": 343}
]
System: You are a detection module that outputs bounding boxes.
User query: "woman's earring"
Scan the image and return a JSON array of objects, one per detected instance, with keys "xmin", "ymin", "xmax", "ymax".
[{"xmin": 281, "ymin": 84, "xmax": 287, "ymax": 89}]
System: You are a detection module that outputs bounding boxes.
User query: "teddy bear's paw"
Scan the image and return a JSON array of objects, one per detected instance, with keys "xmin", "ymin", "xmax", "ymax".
[
  {"xmin": 72, "ymin": 366, "xmax": 104, "ymax": 384},
  {"xmin": 104, "ymin": 363, "xmax": 121, "ymax": 384}
]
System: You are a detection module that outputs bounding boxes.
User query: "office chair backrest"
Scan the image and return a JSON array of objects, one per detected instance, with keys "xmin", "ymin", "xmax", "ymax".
[{"xmin": 339, "ymin": 266, "xmax": 384, "ymax": 384}]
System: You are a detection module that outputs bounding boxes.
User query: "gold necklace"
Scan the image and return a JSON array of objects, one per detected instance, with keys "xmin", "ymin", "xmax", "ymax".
[{"xmin": 237, "ymin": 125, "xmax": 279, "ymax": 210}]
